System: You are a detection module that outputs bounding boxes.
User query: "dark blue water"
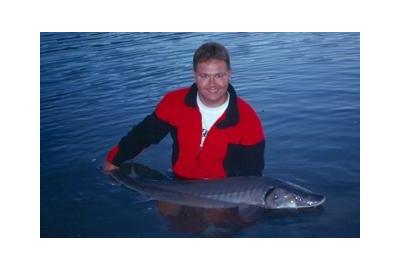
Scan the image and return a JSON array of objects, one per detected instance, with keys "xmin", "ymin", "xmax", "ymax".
[{"xmin": 41, "ymin": 32, "xmax": 359, "ymax": 237}]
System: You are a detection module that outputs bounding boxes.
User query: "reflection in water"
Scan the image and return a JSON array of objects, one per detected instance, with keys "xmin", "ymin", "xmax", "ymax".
[
  {"xmin": 155, "ymin": 201, "xmax": 264, "ymax": 237},
  {"xmin": 155, "ymin": 201, "xmax": 325, "ymax": 237}
]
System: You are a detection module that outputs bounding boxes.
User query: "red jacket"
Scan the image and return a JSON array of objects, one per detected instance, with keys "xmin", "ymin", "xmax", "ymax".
[{"xmin": 107, "ymin": 83, "xmax": 265, "ymax": 179}]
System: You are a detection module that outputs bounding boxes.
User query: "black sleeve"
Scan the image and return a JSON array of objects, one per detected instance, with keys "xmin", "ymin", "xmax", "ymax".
[
  {"xmin": 223, "ymin": 140, "xmax": 265, "ymax": 177},
  {"xmin": 112, "ymin": 112, "xmax": 171, "ymax": 166}
]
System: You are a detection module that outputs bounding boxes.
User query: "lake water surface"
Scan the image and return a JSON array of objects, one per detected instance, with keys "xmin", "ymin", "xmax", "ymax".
[{"xmin": 41, "ymin": 32, "xmax": 359, "ymax": 237}]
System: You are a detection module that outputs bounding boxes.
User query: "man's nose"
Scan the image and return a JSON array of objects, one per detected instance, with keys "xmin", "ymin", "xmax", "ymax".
[{"xmin": 208, "ymin": 76, "xmax": 217, "ymax": 85}]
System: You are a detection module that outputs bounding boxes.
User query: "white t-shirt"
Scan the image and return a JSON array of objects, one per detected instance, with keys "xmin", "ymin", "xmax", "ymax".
[{"xmin": 197, "ymin": 93, "xmax": 230, "ymax": 147}]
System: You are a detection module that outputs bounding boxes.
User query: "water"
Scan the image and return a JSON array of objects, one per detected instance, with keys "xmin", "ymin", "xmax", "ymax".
[{"xmin": 40, "ymin": 32, "xmax": 359, "ymax": 237}]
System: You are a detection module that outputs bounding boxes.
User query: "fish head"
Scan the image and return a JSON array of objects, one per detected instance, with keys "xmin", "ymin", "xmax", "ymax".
[{"xmin": 264, "ymin": 185, "xmax": 325, "ymax": 209}]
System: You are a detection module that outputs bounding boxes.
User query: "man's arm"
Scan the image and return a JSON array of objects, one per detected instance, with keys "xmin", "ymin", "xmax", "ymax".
[
  {"xmin": 224, "ymin": 103, "xmax": 265, "ymax": 177},
  {"xmin": 105, "ymin": 111, "xmax": 171, "ymax": 169},
  {"xmin": 224, "ymin": 140, "xmax": 265, "ymax": 177}
]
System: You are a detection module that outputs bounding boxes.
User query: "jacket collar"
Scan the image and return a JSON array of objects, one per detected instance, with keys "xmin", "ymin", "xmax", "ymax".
[{"xmin": 185, "ymin": 83, "xmax": 239, "ymax": 128}]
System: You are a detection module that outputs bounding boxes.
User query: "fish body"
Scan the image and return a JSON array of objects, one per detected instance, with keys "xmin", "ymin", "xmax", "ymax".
[{"xmin": 109, "ymin": 164, "xmax": 325, "ymax": 209}]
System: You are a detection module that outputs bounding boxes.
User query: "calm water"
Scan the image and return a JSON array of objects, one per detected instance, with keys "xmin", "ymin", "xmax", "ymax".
[{"xmin": 40, "ymin": 32, "xmax": 359, "ymax": 237}]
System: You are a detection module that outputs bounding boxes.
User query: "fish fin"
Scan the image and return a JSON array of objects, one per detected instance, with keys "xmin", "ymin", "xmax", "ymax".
[{"xmin": 237, "ymin": 205, "xmax": 264, "ymax": 224}]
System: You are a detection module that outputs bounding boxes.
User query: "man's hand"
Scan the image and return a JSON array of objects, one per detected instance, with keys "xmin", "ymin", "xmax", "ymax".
[{"xmin": 103, "ymin": 161, "xmax": 119, "ymax": 173}]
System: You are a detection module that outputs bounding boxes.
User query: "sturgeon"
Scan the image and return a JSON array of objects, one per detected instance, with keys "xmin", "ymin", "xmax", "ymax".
[{"xmin": 109, "ymin": 163, "xmax": 325, "ymax": 209}]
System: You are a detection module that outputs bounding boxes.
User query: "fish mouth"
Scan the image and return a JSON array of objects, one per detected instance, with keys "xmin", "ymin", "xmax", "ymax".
[
  {"xmin": 306, "ymin": 194, "xmax": 326, "ymax": 208},
  {"xmin": 290, "ymin": 193, "xmax": 326, "ymax": 209}
]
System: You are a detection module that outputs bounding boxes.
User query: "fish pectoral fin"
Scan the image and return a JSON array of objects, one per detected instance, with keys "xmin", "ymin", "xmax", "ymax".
[{"xmin": 237, "ymin": 205, "xmax": 264, "ymax": 223}]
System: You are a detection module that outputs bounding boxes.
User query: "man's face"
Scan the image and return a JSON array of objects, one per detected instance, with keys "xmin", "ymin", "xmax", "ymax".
[{"xmin": 194, "ymin": 59, "xmax": 231, "ymax": 107}]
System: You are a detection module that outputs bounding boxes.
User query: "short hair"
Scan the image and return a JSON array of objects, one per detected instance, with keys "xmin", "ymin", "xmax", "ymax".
[{"xmin": 193, "ymin": 42, "xmax": 231, "ymax": 71}]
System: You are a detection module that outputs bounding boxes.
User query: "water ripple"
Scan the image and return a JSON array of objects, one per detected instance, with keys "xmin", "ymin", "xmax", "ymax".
[{"xmin": 41, "ymin": 32, "xmax": 359, "ymax": 237}]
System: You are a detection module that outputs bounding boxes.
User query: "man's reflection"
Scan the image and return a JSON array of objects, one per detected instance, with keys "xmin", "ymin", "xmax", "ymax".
[{"xmin": 155, "ymin": 201, "xmax": 264, "ymax": 236}]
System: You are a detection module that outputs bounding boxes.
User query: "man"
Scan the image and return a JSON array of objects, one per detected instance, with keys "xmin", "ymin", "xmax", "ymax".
[{"xmin": 104, "ymin": 42, "xmax": 265, "ymax": 179}]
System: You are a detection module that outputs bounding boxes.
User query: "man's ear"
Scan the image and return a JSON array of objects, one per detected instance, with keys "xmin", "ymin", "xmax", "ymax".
[{"xmin": 227, "ymin": 70, "xmax": 232, "ymax": 80}]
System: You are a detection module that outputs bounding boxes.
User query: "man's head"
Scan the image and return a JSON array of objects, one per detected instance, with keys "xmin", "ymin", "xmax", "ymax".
[
  {"xmin": 193, "ymin": 42, "xmax": 232, "ymax": 107},
  {"xmin": 193, "ymin": 42, "xmax": 231, "ymax": 72}
]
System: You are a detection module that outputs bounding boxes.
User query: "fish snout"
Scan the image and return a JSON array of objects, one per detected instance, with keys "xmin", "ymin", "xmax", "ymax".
[
  {"xmin": 303, "ymin": 194, "xmax": 325, "ymax": 208},
  {"xmin": 264, "ymin": 187, "xmax": 325, "ymax": 209}
]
